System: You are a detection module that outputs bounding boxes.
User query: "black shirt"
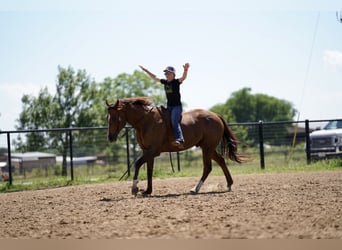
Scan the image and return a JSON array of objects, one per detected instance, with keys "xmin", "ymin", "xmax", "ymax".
[{"xmin": 160, "ymin": 79, "xmax": 182, "ymax": 106}]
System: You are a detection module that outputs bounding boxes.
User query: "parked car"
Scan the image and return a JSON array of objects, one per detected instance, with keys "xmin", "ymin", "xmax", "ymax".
[{"xmin": 310, "ymin": 120, "xmax": 342, "ymax": 159}]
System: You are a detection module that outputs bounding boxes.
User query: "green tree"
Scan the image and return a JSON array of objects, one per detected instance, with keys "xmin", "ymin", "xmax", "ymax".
[
  {"xmin": 210, "ymin": 87, "xmax": 296, "ymax": 145},
  {"xmin": 226, "ymin": 87, "xmax": 255, "ymax": 122},
  {"xmin": 16, "ymin": 87, "xmax": 54, "ymax": 151},
  {"xmin": 221, "ymin": 87, "xmax": 296, "ymax": 122},
  {"xmin": 17, "ymin": 66, "xmax": 99, "ymax": 175},
  {"xmin": 254, "ymin": 93, "xmax": 295, "ymax": 122},
  {"xmin": 210, "ymin": 102, "xmax": 235, "ymax": 123}
]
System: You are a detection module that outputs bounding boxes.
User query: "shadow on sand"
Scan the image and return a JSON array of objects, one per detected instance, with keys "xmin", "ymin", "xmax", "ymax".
[{"xmin": 98, "ymin": 190, "xmax": 230, "ymax": 202}]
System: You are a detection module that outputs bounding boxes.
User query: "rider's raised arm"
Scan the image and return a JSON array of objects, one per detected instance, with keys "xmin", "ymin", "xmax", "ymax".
[
  {"xmin": 178, "ymin": 63, "xmax": 190, "ymax": 83},
  {"xmin": 139, "ymin": 65, "xmax": 161, "ymax": 82}
]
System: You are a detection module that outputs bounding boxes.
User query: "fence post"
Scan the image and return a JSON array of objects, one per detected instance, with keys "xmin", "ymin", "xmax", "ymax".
[
  {"xmin": 177, "ymin": 152, "xmax": 180, "ymax": 172},
  {"xmin": 125, "ymin": 127, "xmax": 130, "ymax": 177},
  {"xmin": 6, "ymin": 133, "xmax": 13, "ymax": 185},
  {"xmin": 258, "ymin": 120, "xmax": 265, "ymax": 169},
  {"xmin": 69, "ymin": 130, "xmax": 74, "ymax": 181},
  {"xmin": 305, "ymin": 119, "xmax": 311, "ymax": 164}
]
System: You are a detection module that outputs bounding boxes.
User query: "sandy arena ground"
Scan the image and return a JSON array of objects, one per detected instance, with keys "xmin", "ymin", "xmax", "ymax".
[{"xmin": 0, "ymin": 171, "xmax": 341, "ymax": 239}]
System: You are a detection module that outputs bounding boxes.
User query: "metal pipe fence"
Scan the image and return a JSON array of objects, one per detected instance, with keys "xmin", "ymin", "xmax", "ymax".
[{"xmin": 0, "ymin": 119, "xmax": 337, "ymax": 186}]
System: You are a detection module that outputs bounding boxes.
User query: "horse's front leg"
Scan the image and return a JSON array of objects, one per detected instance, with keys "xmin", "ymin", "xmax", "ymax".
[
  {"xmin": 132, "ymin": 156, "xmax": 146, "ymax": 196},
  {"xmin": 143, "ymin": 157, "xmax": 154, "ymax": 196}
]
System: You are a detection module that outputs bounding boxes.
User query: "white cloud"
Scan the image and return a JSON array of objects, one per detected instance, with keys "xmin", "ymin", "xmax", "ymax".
[{"xmin": 323, "ymin": 50, "xmax": 342, "ymax": 71}]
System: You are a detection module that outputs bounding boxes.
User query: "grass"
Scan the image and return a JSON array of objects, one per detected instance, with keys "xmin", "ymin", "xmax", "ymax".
[
  {"xmin": 151, "ymin": 158, "xmax": 342, "ymax": 179},
  {"xmin": 1, "ymin": 150, "xmax": 341, "ymax": 193},
  {"xmin": 0, "ymin": 165, "xmax": 127, "ymax": 193}
]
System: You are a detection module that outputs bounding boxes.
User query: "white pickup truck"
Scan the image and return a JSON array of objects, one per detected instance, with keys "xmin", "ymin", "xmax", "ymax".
[{"xmin": 310, "ymin": 120, "xmax": 342, "ymax": 159}]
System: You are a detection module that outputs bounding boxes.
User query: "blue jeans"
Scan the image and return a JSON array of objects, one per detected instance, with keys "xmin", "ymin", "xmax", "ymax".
[{"xmin": 168, "ymin": 105, "xmax": 184, "ymax": 142}]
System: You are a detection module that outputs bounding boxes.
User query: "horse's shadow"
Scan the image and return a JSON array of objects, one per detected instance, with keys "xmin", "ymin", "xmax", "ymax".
[
  {"xmin": 151, "ymin": 190, "xmax": 229, "ymax": 199},
  {"xmin": 98, "ymin": 190, "xmax": 230, "ymax": 202}
]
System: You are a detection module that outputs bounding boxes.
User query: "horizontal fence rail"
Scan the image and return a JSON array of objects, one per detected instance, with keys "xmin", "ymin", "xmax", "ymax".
[{"xmin": 0, "ymin": 119, "xmax": 340, "ymax": 186}]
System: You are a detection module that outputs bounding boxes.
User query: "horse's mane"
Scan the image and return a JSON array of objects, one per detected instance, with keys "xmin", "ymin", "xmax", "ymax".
[{"xmin": 120, "ymin": 96, "xmax": 154, "ymax": 108}]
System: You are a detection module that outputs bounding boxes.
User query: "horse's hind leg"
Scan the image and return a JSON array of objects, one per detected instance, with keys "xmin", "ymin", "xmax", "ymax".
[
  {"xmin": 190, "ymin": 150, "xmax": 213, "ymax": 194},
  {"xmin": 212, "ymin": 150, "xmax": 233, "ymax": 191}
]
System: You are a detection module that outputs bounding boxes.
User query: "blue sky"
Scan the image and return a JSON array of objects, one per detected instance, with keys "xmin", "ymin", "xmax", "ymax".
[{"xmin": 1, "ymin": 0, "xmax": 342, "ymax": 132}]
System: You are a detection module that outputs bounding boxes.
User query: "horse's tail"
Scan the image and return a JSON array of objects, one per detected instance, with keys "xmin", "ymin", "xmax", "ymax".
[{"xmin": 218, "ymin": 115, "xmax": 244, "ymax": 163}]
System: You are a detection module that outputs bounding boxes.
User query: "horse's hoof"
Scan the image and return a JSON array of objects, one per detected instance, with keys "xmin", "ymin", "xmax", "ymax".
[
  {"xmin": 190, "ymin": 188, "xmax": 198, "ymax": 194},
  {"xmin": 142, "ymin": 191, "xmax": 151, "ymax": 197},
  {"xmin": 227, "ymin": 186, "xmax": 232, "ymax": 192},
  {"xmin": 132, "ymin": 186, "xmax": 139, "ymax": 196}
]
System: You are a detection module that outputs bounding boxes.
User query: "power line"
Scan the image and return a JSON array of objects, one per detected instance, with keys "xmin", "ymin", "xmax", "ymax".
[
  {"xmin": 298, "ymin": 11, "xmax": 320, "ymax": 117},
  {"xmin": 288, "ymin": 11, "xmax": 320, "ymax": 163}
]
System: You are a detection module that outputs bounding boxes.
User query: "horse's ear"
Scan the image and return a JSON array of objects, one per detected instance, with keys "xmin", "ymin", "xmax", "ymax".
[{"xmin": 107, "ymin": 99, "xmax": 123, "ymax": 110}]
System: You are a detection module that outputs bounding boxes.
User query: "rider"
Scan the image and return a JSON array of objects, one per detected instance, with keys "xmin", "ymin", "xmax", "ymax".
[{"xmin": 139, "ymin": 63, "xmax": 190, "ymax": 147}]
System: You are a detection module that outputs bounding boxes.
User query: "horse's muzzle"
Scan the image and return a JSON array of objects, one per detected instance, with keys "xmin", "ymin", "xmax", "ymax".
[{"xmin": 108, "ymin": 134, "xmax": 117, "ymax": 142}]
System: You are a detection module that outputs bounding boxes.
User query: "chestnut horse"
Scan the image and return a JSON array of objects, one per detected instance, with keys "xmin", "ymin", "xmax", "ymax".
[{"xmin": 106, "ymin": 97, "xmax": 243, "ymax": 196}]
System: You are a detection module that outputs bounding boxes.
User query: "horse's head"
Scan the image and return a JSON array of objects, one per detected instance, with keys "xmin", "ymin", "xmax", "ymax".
[{"xmin": 106, "ymin": 100, "xmax": 126, "ymax": 142}]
